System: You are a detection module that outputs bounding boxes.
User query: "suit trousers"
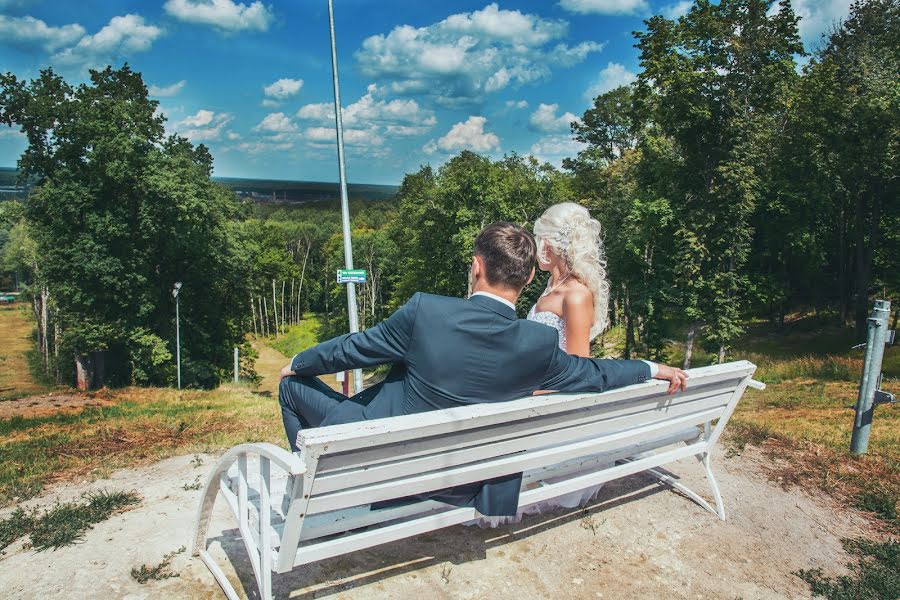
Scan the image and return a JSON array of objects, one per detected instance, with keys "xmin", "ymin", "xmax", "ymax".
[{"xmin": 278, "ymin": 375, "xmax": 369, "ymax": 452}]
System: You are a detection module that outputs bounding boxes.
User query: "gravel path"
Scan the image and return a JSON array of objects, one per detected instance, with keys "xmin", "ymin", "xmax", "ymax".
[{"xmin": 0, "ymin": 444, "xmax": 866, "ymax": 599}]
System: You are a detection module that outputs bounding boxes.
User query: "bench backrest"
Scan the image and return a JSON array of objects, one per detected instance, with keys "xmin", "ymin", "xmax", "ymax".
[{"xmin": 291, "ymin": 361, "xmax": 755, "ymax": 519}]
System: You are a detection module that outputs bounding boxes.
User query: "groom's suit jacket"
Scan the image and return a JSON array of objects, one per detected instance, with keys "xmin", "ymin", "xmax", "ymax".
[{"xmin": 290, "ymin": 292, "xmax": 651, "ymax": 515}]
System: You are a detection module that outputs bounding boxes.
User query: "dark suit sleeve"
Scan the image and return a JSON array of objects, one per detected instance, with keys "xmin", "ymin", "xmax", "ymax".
[
  {"xmin": 291, "ymin": 292, "xmax": 422, "ymax": 375},
  {"xmin": 540, "ymin": 344, "xmax": 651, "ymax": 392}
]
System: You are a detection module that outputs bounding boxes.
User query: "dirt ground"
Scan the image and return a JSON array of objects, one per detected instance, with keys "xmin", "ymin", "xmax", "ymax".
[
  {"xmin": 0, "ymin": 445, "xmax": 869, "ymax": 600},
  {"xmin": 0, "ymin": 392, "xmax": 115, "ymax": 419}
]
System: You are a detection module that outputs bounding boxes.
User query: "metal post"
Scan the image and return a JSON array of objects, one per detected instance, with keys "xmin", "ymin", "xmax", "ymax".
[
  {"xmin": 234, "ymin": 347, "xmax": 239, "ymax": 384},
  {"xmin": 175, "ymin": 294, "xmax": 181, "ymax": 390},
  {"xmin": 327, "ymin": 0, "xmax": 362, "ymax": 394},
  {"xmin": 850, "ymin": 299, "xmax": 891, "ymax": 454}
]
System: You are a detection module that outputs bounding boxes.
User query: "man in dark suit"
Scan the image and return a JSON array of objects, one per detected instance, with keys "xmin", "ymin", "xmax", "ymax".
[{"xmin": 278, "ymin": 222, "xmax": 688, "ymax": 516}]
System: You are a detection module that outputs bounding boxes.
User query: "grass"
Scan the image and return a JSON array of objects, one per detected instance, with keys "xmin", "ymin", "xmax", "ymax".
[
  {"xmin": 131, "ymin": 545, "xmax": 186, "ymax": 583},
  {"xmin": 0, "ymin": 386, "xmax": 284, "ymax": 505},
  {"xmin": 0, "ymin": 489, "xmax": 140, "ymax": 553},
  {"xmin": 796, "ymin": 538, "xmax": 900, "ymax": 600},
  {"xmin": 267, "ymin": 314, "xmax": 322, "ymax": 358},
  {"xmin": 0, "ymin": 304, "xmax": 52, "ymax": 401}
]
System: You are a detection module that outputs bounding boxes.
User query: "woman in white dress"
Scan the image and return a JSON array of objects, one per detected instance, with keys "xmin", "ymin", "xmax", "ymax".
[
  {"xmin": 529, "ymin": 202, "xmax": 610, "ymax": 358},
  {"xmin": 471, "ymin": 203, "xmax": 612, "ymax": 527}
]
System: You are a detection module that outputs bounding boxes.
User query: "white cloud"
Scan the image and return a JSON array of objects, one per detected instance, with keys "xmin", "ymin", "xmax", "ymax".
[
  {"xmin": 528, "ymin": 134, "xmax": 586, "ymax": 167},
  {"xmin": 772, "ymin": 0, "xmax": 852, "ymax": 49},
  {"xmin": 0, "ymin": 15, "xmax": 85, "ymax": 52},
  {"xmin": 163, "ymin": 0, "xmax": 274, "ymax": 33},
  {"xmin": 505, "ymin": 99, "xmax": 529, "ymax": 109},
  {"xmin": 0, "ymin": 128, "xmax": 25, "ymax": 139},
  {"xmin": 148, "ymin": 80, "xmax": 186, "ymax": 97},
  {"xmin": 263, "ymin": 78, "xmax": 303, "ymax": 99},
  {"xmin": 356, "ymin": 3, "xmax": 603, "ymax": 106},
  {"xmin": 304, "ymin": 126, "xmax": 383, "ymax": 147},
  {"xmin": 254, "ymin": 112, "xmax": 298, "ymax": 133},
  {"xmin": 424, "ymin": 116, "xmax": 500, "ymax": 155},
  {"xmin": 172, "ymin": 109, "xmax": 233, "ymax": 141},
  {"xmin": 52, "ymin": 14, "xmax": 163, "ymax": 67},
  {"xmin": 296, "ymin": 83, "xmax": 437, "ymax": 143},
  {"xmin": 584, "ymin": 62, "xmax": 637, "ymax": 100},
  {"xmin": 181, "ymin": 110, "xmax": 215, "ymax": 127},
  {"xmin": 661, "ymin": 1, "xmax": 693, "ymax": 19},
  {"xmin": 236, "ymin": 140, "xmax": 294, "ymax": 155},
  {"xmin": 260, "ymin": 99, "xmax": 280, "ymax": 108},
  {"xmin": 0, "ymin": 0, "xmax": 39, "ymax": 8},
  {"xmin": 558, "ymin": 0, "xmax": 649, "ymax": 16},
  {"xmin": 529, "ymin": 103, "xmax": 579, "ymax": 134}
]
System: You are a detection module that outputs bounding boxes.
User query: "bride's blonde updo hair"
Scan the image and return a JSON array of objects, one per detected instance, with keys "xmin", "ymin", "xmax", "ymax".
[{"xmin": 533, "ymin": 202, "xmax": 610, "ymax": 340}]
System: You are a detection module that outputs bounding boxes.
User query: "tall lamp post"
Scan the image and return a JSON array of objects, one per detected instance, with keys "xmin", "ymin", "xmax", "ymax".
[
  {"xmin": 327, "ymin": 0, "xmax": 362, "ymax": 394},
  {"xmin": 173, "ymin": 282, "xmax": 182, "ymax": 390}
]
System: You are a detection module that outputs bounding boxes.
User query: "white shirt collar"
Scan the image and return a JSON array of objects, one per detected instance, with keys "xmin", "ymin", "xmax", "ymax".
[{"xmin": 471, "ymin": 291, "xmax": 516, "ymax": 311}]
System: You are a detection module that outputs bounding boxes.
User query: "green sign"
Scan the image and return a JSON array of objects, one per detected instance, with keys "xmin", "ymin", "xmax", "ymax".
[{"xmin": 337, "ymin": 269, "xmax": 367, "ymax": 283}]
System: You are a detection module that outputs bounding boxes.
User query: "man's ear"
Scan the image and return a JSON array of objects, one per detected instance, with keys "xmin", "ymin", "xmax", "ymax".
[
  {"xmin": 525, "ymin": 266, "xmax": 535, "ymax": 286},
  {"xmin": 471, "ymin": 255, "xmax": 482, "ymax": 279}
]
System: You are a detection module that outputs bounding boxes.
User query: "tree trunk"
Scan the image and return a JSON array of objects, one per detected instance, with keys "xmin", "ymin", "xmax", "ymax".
[
  {"xmin": 41, "ymin": 287, "xmax": 49, "ymax": 372},
  {"xmin": 250, "ymin": 297, "xmax": 257, "ymax": 335},
  {"xmin": 75, "ymin": 351, "xmax": 92, "ymax": 390},
  {"xmin": 289, "ymin": 278, "xmax": 295, "ymax": 325},
  {"xmin": 263, "ymin": 296, "xmax": 269, "ymax": 337},
  {"xmin": 281, "ymin": 280, "xmax": 286, "ymax": 334},
  {"xmin": 718, "ymin": 344, "xmax": 726, "ymax": 364},
  {"xmin": 623, "ymin": 294, "xmax": 634, "ymax": 360},
  {"xmin": 853, "ymin": 190, "xmax": 882, "ymax": 339},
  {"xmin": 838, "ymin": 200, "xmax": 849, "ymax": 323},
  {"xmin": 74, "ymin": 351, "xmax": 106, "ymax": 390},
  {"xmin": 297, "ymin": 242, "xmax": 311, "ymax": 322},
  {"xmin": 271, "ymin": 280, "xmax": 279, "ymax": 337},
  {"xmin": 683, "ymin": 322, "xmax": 698, "ymax": 369}
]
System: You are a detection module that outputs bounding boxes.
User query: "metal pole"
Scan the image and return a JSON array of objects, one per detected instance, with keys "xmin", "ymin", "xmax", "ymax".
[
  {"xmin": 176, "ymin": 295, "xmax": 181, "ymax": 390},
  {"xmin": 327, "ymin": 0, "xmax": 362, "ymax": 395},
  {"xmin": 234, "ymin": 347, "xmax": 239, "ymax": 384},
  {"xmin": 850, "ymin": 299, "xmax": 891, "ymax": 455}
]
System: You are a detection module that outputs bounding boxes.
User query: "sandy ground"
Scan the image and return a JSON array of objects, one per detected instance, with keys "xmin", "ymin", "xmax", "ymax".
[{"xmin": 0, "ymin": 445, "xmax": 867, "ymax": 600}]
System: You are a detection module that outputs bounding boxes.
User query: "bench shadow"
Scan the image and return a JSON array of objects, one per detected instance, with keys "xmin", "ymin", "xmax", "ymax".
[{"xmin": 209, "ymin": 470, "xmax": 694, "ymax": 599}]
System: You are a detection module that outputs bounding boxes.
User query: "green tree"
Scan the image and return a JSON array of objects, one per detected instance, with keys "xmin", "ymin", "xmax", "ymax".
[
  {"xmin": 635, "ymin": 0, "xmax": 803, "ymax": 361},
  {"xmin": 0, "ymin": 65, "xmax": 252, "ymax": 387}
]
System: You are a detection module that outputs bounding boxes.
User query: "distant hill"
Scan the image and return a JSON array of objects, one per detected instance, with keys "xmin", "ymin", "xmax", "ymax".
[
  {"xmin": 0, "ymin": 167, "xmax": 398, "ymax": 203},
  {"xmin": 215, "ymin": 177, "xmax": 398, "ymax": 203},
  {"xmin": 0, "ymin": 167, "xmax": 26, "ymax": 199}
]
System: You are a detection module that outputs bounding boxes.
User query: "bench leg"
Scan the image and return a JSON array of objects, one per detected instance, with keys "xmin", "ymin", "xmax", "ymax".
[
  {"xmin": 194, "ymin": 455, "xmax": 275, "ymax": 600},
  {"xmin": 638, "ymin": 452, "xmax": 725, "ymax": 521}
]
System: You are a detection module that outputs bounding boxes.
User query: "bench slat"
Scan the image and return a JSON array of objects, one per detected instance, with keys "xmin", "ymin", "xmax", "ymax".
[
  {"xmin": 316, "ymin": 378, "xmax": 737, "ymax": 474},
  {"xmin": 298, "ymin": 362, "xmax": 755, "ymax": 454},
  {"xmin": 292, "ymin": 436, "xmax": 710, "ymax": 567},
  {"xmin": 305, "ymin": 406, "xmax": 722, "ymax": 514},
  {"xmin": 310, "ymin": 391, "xmax": 731, "ymax": 496}
]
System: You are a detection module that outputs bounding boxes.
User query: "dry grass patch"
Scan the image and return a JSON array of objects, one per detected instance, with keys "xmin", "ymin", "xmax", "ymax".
[
  {"xmin": 726, "ymin": 421, "xmax": 900, "ymax": 533},
  {"xmin": 0, "ymin": 386, "xmax": 284, "ymax": 505},
  {"xmin": 0, "ymin": 305, "xmax": 50, "ymax": 401}
]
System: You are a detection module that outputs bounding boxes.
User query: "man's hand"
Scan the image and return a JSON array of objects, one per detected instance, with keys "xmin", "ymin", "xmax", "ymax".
[
  {"xmin": 279, "ymin": 364, "xmax": 295, "ymax": 382},
  {"xmin": 654, "ymin": 364, "xmax": 688, "ymax": 394}
]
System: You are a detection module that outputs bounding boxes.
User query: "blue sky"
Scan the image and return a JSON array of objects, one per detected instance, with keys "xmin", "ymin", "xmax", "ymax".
[{"xmin": 0, "ymin": 0, "xmax": 851, "ymax": 184}]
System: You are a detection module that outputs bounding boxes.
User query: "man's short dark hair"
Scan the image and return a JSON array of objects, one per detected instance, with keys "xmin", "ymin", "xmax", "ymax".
[{"xmin": 474, "ymin": 222, "xmax": 536, "ymax": 291}]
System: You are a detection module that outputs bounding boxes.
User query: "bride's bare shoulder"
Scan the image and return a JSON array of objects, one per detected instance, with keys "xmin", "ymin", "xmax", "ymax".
[{"xmin": 561, "ymin": 279, "xmax": 592, "ymax": 305}]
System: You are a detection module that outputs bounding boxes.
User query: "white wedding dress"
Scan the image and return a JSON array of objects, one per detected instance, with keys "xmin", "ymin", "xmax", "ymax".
[{"xmin": 468, "ymin": 305, "xmax": 607, "ymax": 528}]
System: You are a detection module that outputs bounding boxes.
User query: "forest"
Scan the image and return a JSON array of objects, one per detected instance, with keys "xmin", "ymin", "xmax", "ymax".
[{"xmin": 0, "ymin": 0, "xmax": 897, "ymax": 388}]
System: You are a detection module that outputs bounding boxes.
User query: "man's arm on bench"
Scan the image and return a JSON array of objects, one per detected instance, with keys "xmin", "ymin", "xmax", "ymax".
[
  {"xmin": 541, "ymin": 348, "xmax": 687, "ymax": 395},
  {"xmin": 288, "ymin": 292, "xmax": 421, "ymax": 376}
]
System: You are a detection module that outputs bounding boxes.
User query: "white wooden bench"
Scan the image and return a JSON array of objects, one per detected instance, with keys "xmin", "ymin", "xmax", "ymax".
[{"xmin": 194, "ymin": 360, "xmax": 763, "ymax": 600}]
